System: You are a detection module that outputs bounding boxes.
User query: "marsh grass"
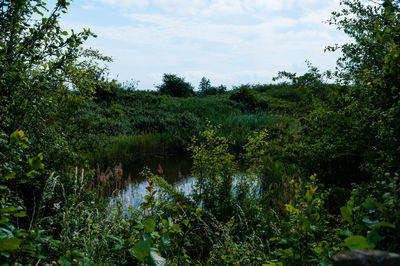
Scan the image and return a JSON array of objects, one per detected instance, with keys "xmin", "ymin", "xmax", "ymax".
[
  {"xmin": 211, "ymin": 113, "xmax": 274, "ymax": 148},
  {"xmin": 93, "ymin": 133, "xmax": 181, "ymax": 166}
]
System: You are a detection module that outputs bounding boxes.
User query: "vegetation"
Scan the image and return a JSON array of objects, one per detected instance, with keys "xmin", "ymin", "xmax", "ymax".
[{"xmin": 0, "ymin": 0, "xmax": 399, "ymax": 265}]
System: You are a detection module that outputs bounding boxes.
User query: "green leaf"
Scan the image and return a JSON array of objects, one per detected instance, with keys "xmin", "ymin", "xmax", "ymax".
[
  {"xmin": 133, "ymin": 240, "xmax": 151, "ymax": 261},
  {"xmin": 10, "ymin": 131, "xmax": 20, "ymax": 144},
  {"xmin": 29, "ymin": 153, "xmax": 44, "ymax": 170},
  {"xmin": 170, "ymin": 224, "xmax": 181, "ymax": 233},
  {"xmin": 13, "ymin": 211, "xmax": 27, "ymax": 218},
  {"xmin": 339, "ymin": 230, "xmax": 353, "ymax": 238},
  {"xmin": 4, "ymin": 172, "xmax": 16, "ymax": 181},
  {"xmin": 341, "ymin": 235, "xmax": 375, "ymax": 250},
  {"xmin": 149, "ymin": 250, "xmax": 167, "ymax": 266},
  {"xmin": 0, "ymin": 238, "xmax": 22, "ymax": 251},
  {"xmin": 363, "ymin": 217, "xmax": 379, "ymax": 227},
  {"xmin": 144, "ymin": 218, "xmax": 156, "ymax": 233},
  {"xmin": 106, "ymin": 235, "xmax": 123, "ymax": 250},
  {"xmin": 340, "ymin": 206, "xmax": 353, "ymax": 225},
  {"xmin": 160, "ymin": 233, "xmax": 170, "ymax": 249},
  {"xmin": 372, "ymin": 221, "xmax": 395, "ymax": 229},
  {"xmin": 58, "ymin": 256, "xmax": 72, "ymax": 266}
]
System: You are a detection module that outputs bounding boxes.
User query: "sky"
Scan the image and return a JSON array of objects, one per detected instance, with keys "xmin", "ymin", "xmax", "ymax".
[{"xmin": 56, "ymin": 0, "xmax": 351, "ymax": 90}]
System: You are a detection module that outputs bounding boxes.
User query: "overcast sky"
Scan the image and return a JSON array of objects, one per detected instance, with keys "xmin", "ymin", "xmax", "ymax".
[{"xmin": 57, "ymin": 0, "xmax": 351, "ymax": 90}]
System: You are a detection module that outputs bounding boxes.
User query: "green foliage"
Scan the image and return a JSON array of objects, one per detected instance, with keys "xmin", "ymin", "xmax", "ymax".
[
  {"xmin": 267, "ymin": 174, "xmax": 339, "ymax": 265},
  {"xmin": 229, "ymin": 84, "xmax": 269, "ymax": 110},
  {"xmin": 198, "ymin": 77, "xmax": 227, "ymax": 95},
  {"xmin": 323, "ymin": 0, "xmax": 400, "ymax": 179},
  {"xmin": 1, "ymin": 0, "xmax": 399, "ymax": 264},
  {"xmin": 0, "ymin": 0, "xmax": 110, "ymax": 135},
  {"xmin": 157, "ymin": 74, "xmax": 194, "ymax": 97},
  {"xmin": 198, "ymin": 76, "xmax": 211, "ymax": 94},
  {"xmin": 337, "ymin": 173, "xmax": 400, "ymax": 252},
  {"xmin": 0, "ymin": 131, "xmax": 50, "ymax": 263},
  {"xmin": 188, "ymin": 122, "xmax": 237, "ymax": 218}
]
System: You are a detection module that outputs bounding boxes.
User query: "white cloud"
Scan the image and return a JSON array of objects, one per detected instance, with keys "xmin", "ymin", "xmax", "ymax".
[
  {"xmin": 81, "ymin": 5, "xmax": 97, "ymax": 10},
  {"xmin": 91, "ymin": 0, "xmax": 344, "ymax": 15},
  {"xmin": 97, "ymin": 0, "xmax": 149, "ymax": 8},
  {"xmin": 65, "ymin": 0, "xmax": 351, "ymax": 89}
]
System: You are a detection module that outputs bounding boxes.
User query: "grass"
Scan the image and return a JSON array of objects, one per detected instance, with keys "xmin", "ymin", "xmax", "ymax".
[{"xmin": 92, "ymin": 133, "xmax": 182, "ymax": 166}]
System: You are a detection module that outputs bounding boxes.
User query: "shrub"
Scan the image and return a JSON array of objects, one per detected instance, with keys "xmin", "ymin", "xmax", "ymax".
[{"xmin": 157, "ymin": 74, "xmax": 194, "ymax": 97}]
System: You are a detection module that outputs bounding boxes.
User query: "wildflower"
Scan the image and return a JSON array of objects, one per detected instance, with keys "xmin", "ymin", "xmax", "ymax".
[
  {"xmin": 53, "ymin": 202, "xmax": 61, "ymax": 210},
  {"xmin": 72, "ymin": 231, "xmax": 78, "ymax": 238}
]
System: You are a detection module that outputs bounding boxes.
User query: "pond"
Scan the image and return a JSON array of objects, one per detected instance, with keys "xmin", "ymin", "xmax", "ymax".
[{"xmin": 107, "ymin": 154, "xmax": 195, "ymax": 208}]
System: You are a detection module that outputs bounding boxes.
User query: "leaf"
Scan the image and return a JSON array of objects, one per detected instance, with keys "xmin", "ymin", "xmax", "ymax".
[
  {"xmin": 58, "ymin": 256, "xmax": 72, "ymax": 266},
  {"xmin": 0, "ymin": 238, "xmax": 22, "ymax": 251},
  {"xmin": 13, "ymin": 211, "xmax": 27, "ymax": 218},
  {"xmin": 160, "ymin": 233, "xmax": 170, "ymax": 250},
  {"xmin": 341, "ymin": 235, "xmax": 375, "ymax": 250},
  {"xmin": 340, "ymin": 206, "xmax": 353, "ymax": 225},
  {"xmin": 105, "ymin": 235, "xmax": 123, "ymax": 250},
  {"xmin": 144, "ymin": 218, "xmax": 156, "ymax": 233},
  {"xmin": 133, "ymin": 240, "xmax": 151, "ymax": 261},
  {"xmin": 10, "ymin": 131, "xmax": 20, "ymax": 144},
  {"xmin": 170, "ymin": 224, "xmax": 181, "ymax": 233},
  {"xmin": 372, "ymin": 221, "xmax": 395, "ymax": 229},
  {"xmin": 0, "ymin": 227, "xmax": 13, "ymax": 239},
  {"xmin": 4, "ymin": 172, "xmax": 16, "ymax": 181},
  {"xmin": 362, "ymin": 217, "xmax": 379, "ymax": 227},
  {"xmin": 339, "ymin": 230, "xmax": 353, "ymax": 238},
  {"xmin": 149, "ymin": 250, "xmax": 167, "ymax": 266},
  {"xmin": 29, "ymin": 153, "xmax": 44, "ymax": 170}
]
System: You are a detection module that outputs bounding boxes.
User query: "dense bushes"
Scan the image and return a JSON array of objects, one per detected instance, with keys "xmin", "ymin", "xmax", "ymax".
[
  {"xmin": 157, "ymin": 74, "xmax": 194, "ymax": 97},
  {"xmin": 1, "ymin": 0, "xmax": 399, "ymax": 264}
]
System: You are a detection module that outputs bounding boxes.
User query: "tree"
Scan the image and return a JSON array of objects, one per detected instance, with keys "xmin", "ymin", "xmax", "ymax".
[
  {"xmin": 291, "ymin": 0, "xmax": 400, "ymax": 185},
  {"xmin": 198, "ymin": 76, "xmax": 211, "ymax": 94},
  {"xmin": 0, "ymin": 0, "xmax": 110, "ymax": 135},
  {"xmin": 0, "ymin": 0, "xmax": 111, "ymax": 238},
  {"xmin": 327, "ymin": 0, "xmax": 400, "ymax": 177},
  {"xmin": 157, "ymin": 74, "xmax": 194, "ymax": 97}
]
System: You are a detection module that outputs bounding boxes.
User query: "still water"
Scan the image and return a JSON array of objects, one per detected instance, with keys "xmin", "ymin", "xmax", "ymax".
[{"xmin": 109, "ymin": 154, "xmax": 195, "ymax": 208}]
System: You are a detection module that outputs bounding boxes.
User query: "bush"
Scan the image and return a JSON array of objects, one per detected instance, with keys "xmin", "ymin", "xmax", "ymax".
[
  {"xmin": 157, "ymin": 74, "xmax": 194, "ymax": 97},
  {"xmin": 229, "ymin": 85, "xmax": 269, "ymax": 110}
]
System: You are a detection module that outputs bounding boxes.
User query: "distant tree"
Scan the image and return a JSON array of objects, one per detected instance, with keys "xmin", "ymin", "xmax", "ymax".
[
  {"xmin": 229, "ymin": 85, "xmax": 257, "ymax": 106},
  {"xmin": 198, "ymin": 76, "xmax": 227, "ymax": 96},
  {"xmin": 216, "ymin": 85, "xmax": 227, "ymax": 94},
  {"xmin": 198, "ymin": 77, "xmax": 211, "ymax": 94},
  {"xmin": 157, "ymin": 74, "xmax": 194, "ymax": 97}
]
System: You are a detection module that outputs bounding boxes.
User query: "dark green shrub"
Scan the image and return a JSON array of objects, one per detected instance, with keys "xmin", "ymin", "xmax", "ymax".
[{"xmin": 157, "ymin": 74, "xmax": 194, "ymax": 97}]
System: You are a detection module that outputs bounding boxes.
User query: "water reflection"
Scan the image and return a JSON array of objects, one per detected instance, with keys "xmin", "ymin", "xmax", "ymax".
[{"xmin": 108, "ymin": 154, "xmax": 194, "ymax": 208}]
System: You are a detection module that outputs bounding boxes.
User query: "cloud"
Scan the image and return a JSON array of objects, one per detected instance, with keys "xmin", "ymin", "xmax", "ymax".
[
  {"xmin": 91, "ymin": 0, "xmax": 344, "ymax": 15},
  {"xmin": 81, "ymin": 5, "xmax": 97, "ymax": 10},
  {"xmin": 66, "ymin": 0, "xmax": 350, "ymax": 89},
  {"xmin": 97, "ymin": 0, "xmax": 149, "ymax": 8}
]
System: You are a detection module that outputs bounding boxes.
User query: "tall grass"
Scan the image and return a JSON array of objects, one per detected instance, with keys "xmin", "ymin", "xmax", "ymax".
[
  {"xmin": 92, "ymin": 133, "xmax": 182, "ymax": 166},
  {"xmin": 211, "ymin": 113, "xmax": 274, "ymax": 148}
]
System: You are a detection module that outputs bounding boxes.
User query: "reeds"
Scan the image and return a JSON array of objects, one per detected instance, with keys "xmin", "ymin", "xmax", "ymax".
[{"xmin": 93, "ymin": 133, "xmax": 180, "ymax": 166}]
